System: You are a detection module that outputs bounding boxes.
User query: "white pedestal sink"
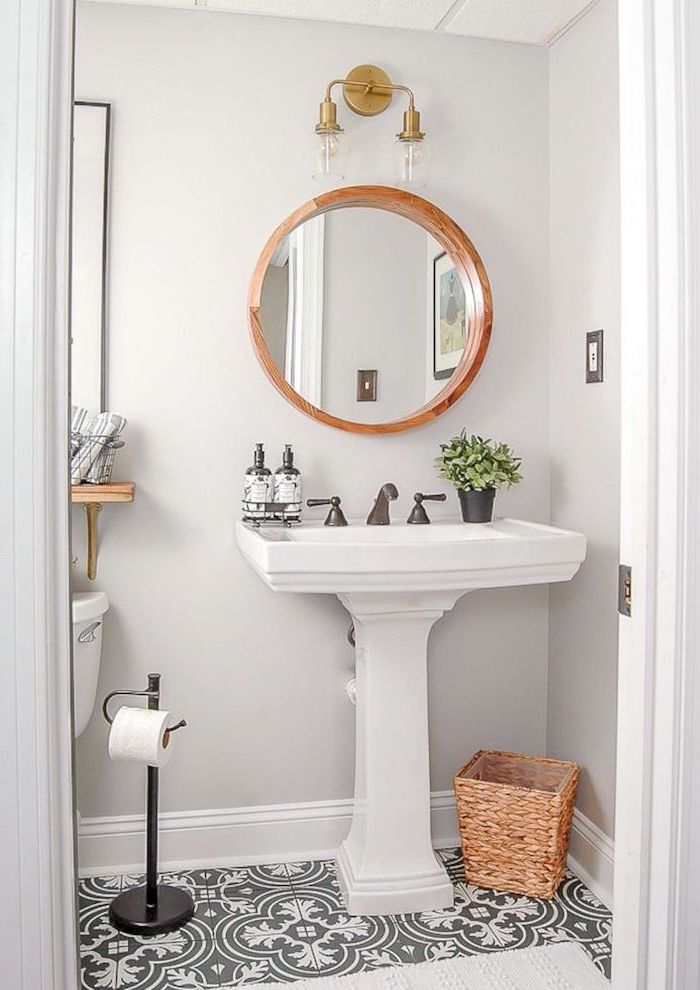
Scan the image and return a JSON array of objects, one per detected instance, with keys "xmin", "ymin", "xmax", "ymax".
[{"xmin": 236, "ymin": 518, "xmax": 586, "ymax": 915}]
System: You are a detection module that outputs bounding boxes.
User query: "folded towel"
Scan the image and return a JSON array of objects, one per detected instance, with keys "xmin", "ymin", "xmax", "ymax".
[
  {"xmin": 71, "ymin": 405, "xmax": 91, "ymax": 433},
  {"xmin": 71, "ymin": 411, "xmax": 127, "ymax": 485},
  {"xmin": 70, "ymin": 405, "xmax": 91, "ymax": 456}
]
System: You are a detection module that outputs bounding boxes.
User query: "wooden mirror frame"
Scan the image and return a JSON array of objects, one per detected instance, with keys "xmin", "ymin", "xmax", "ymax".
[{"xmin": 248, "ymin": 185, "xmax": 493, "ymax": 434}]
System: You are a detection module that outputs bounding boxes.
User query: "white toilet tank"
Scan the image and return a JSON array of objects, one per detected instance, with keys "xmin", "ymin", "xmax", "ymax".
[{"xmin": 72, "ymin": 591, "xmax": 109, "ymax": 737}]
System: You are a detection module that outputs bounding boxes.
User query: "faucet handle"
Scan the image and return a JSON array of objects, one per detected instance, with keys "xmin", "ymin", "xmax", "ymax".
[
  {"xmin": 306, "ymin": 496, "xmax": 348, "ymax": 527},
  {"xmin": 407, "ymin": 492, "xmax": 447, "ymax": 525}
]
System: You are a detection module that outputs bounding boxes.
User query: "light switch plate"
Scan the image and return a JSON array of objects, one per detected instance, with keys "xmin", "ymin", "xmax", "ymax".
[
  {"xmin": 618, "ymin": 564, "xmax": 632, "ymax": 616},
  {"xmin": 586, "ymin": 329, "xmax": 604, "ymax": 383},
  {"xmin": 357, "ymin": 369, "xmax": 377, "ymax": 402}
]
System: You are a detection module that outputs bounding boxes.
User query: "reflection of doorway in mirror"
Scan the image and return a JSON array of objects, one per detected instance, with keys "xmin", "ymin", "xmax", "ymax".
[
  {"xmin": 285, "ymin": 215, "xmax": 325, "ymax": 408},
  {"xmin": 433, "ymin": 250, "xmax": 466, "ymax": 381}
]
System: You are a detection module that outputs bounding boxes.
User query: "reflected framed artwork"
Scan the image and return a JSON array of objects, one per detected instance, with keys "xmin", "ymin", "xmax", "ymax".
[{"xmin": 433, "ymin": 250, "xmax": 467, "ymax": 381}]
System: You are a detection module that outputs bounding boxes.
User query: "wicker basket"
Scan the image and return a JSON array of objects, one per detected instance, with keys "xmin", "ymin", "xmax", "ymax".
[{"xmin": 454, "ymin": 750, "xmax": 579, "ymax": 899}]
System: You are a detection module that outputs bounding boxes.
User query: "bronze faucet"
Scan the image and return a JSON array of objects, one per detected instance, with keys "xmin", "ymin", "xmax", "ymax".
[{"xmin": 366, "ymin": 483, "xmax": 399, "ymax": 525}]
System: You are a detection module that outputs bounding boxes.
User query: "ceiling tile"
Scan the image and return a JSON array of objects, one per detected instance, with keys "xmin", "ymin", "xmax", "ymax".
[
  {"xmin": 444, "ymin": 0, "xmax": 595, "ymax": 45},
  {"xmin": 203, "ymin": 0, "xmax": 456, "ymax": 32}
]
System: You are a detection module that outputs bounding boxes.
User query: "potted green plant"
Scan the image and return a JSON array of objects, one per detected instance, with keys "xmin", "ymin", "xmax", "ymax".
[{"xmin": 435, "ymin": 431, "xmax": 522, "ymax": 523}]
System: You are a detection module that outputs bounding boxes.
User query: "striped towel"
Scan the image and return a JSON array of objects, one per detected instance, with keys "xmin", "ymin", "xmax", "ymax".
[
  {"xmin": 71, "ymin": 406, "xmax": 91, "ymax": 456},
  {"xmin": 71, "ymin": 411, "xmax": 127, "ymax": 484}
]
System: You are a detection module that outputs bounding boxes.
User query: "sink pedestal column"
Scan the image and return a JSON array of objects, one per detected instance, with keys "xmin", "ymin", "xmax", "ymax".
[{"xmin": 336, "ymin": 591, "xmax": 462, "ymax": 916}]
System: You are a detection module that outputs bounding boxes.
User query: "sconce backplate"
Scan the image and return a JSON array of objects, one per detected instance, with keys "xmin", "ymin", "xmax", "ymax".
[{"xmin": 343, "ymin": 65, "xmax": 393, "ymax": 117}]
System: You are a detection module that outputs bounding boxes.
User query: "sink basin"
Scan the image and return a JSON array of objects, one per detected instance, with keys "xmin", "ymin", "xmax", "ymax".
[
  {"xmin": 236, "ymin": 517, "xmax": 586, "ymax": 593},
  {"xmin": 235, "ymin": 516, "xmax": 586, "ymax": 916}
]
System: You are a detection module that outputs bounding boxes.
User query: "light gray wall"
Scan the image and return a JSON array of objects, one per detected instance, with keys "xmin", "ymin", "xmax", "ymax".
[
  {"xmin": 547, "ymin": 0, "xmax": 620, "ymax": 839},
  {"xmin": 73, "ymin": 3, "xmax": 552, "ymax": 818},
  {"xmin": 322, "ymin": 209, "xmax": 426, "ymax": 422}
]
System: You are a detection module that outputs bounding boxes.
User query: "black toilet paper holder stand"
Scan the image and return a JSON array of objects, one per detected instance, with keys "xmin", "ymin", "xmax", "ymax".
[{"xmin": 102, "ymin": 672, "xmax": 192, "ymax": 935}]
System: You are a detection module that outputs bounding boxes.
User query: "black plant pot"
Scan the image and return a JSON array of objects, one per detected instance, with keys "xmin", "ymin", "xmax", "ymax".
[{"xmin": 457, "ymin": 488, "xmax": 496, "ymax": 523}]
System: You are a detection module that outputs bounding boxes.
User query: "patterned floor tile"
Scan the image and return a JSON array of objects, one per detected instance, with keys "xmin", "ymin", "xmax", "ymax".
[
  {"xmin": 111, "ymin": 935, "xmax": 223, "ymax": 989},
  {"xmin": 81, "ymin": 936, "xmax": 124, "ymax": 990},
  {"xmin": 80, "ymin": 871, "xmax": 220, "ymax": 989},
  {"xmin": 556, "ymin": 872, "xmax": 613, "ymax": 979},
  {"xmin": 285, "ymin": 860, "xmax": 343, "ymax": 906},
  {"xmin": 79, "ymin": 876, "xmax": 125, "ymax": 989},
  {"xmin": 79, "ymin": 855, "xmax": 612, "ymax": 988},
  {"xmin": 434, "ymin": 848, "xmax": 612, "ymax": 980},
  {"xmin": 437, "ymin": 846, "xmax": 465, "ymax": 881},
  {"xmin": 284, "ymin": 855, "xmax": 613, "ymax": 980},
  {"xmin": 284, "ymin": 860, "xmax": 420, "ymax": 977},
  {"xmin": 208, "ymin": 865, "xmax": 322, "ymax": 985},
  {"xmin": 398, "ymin": 878, "xmax": 565, "ymax": 954},
  {"xmin": 293, "ymin": 907, "xmax": 410, "ymax": 977},
  {"xmin": 79, "ymin": 875, "xmax": 123, "ymax": 932}
]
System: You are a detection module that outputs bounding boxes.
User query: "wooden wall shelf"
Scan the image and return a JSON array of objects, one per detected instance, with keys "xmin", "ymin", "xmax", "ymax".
[
  {"xmin": 71, "ymin": 483, "xmax": 135, "ymax": 579},
  {"xmin": 71, "ymin": 482, "xmax": 135, "ymax": 504}
]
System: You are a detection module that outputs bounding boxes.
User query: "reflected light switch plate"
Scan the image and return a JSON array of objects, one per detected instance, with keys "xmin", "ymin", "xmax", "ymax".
[
  {"xmin": 586, "ymin": 329, "xmax": 604, "ymax": 383},
  {"xmin": 357, "ymin": 369, "xmax": 378, "ymax": 402}
]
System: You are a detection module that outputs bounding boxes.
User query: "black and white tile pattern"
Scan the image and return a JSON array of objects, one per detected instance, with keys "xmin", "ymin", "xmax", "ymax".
[{"xmin": 79, "ymin": 851, "xmax": 612, "ymax": 988}]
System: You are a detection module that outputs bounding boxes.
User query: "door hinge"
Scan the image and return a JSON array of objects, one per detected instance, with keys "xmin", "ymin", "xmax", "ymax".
[{"xmin": 618, "ymin": 564, "xmax": 632, "ymax": 616}]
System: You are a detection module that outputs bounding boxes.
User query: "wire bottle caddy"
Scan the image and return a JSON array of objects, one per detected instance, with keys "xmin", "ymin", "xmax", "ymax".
[{"xmin": 241, "ymin": 499, "xmax": 302, "ymax": 527}]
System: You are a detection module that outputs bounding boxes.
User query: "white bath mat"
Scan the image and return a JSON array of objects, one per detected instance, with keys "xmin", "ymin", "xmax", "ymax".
[{"xmin": 256, "ymin": 943, "xmax": 608, "ymax": 990}]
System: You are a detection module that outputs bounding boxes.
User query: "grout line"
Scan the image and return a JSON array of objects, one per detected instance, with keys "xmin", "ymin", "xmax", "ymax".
[
  {"xmin": 201, "ymin": 869, "xmax": 231, "ymax": 990},
  {"xmin": 284, "ymin": 860, "xmax": 324, "ymax": 977},
  {"xmin": 200, "ymin": 868, "xmax": 224, "ymax": 987}
]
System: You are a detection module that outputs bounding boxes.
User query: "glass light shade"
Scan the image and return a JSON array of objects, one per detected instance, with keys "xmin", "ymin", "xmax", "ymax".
[
  {"xmin": 311, "ymin": 128, "xmax": 349, "ymax": 181},
  {"xmin": 393, "ymin": 137, "xmax": 431, "ymax": 188}
]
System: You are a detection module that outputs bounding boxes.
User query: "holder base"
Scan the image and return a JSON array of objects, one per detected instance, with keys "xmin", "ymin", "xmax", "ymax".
[{"xmin": 109, "ymin": 884, "xmax": 194, "ymax": 935}]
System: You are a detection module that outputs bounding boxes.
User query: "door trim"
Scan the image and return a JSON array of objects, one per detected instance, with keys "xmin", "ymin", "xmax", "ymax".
[
  {"xmin": 0, "ymin": 0, "xmax": 77, "ymax": 987},
  {"xmin": 614, "ymin": 0, "xmax": 700, "ymax": 986}
]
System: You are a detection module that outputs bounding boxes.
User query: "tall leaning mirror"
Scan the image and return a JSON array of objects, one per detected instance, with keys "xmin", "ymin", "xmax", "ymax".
[
  {"xmin": 71, "ymin": 101, "xmax": 111, "ymax": 413},
  {"xmin": 249, "ymin": 186, "xmax": 493, "ymax": 434}
]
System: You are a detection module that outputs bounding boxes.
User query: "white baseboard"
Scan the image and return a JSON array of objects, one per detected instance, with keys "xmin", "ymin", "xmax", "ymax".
[
  {"xmin": 79, "ymin": 794, "xmax": 614, "ymax": 910},
  {"xmin": 567, "ymin": 808, "xmax": 614, "ymax": 909},
  {"xmin": 78, "ymin": 791, "xmax": 462, "ymax": 878}
]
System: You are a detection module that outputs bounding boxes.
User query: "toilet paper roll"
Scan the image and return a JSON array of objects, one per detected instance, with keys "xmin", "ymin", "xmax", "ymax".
[{"xmin": 108, "ymin": 706, "xmax": 177, "ymax": 768}]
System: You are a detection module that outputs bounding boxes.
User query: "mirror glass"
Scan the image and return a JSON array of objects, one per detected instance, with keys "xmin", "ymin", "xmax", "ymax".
[
  {"xmin": 258, "ymin": 207, "xmax": 477, "ymax": 425},
  {"xmin": 70, "ymin": 101, "xmax": 110, "ymax": 413}
]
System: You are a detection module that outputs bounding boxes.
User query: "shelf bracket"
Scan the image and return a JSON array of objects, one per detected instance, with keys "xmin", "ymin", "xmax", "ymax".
[
  {"xmin": 71, "ymin": 483, "xmax": 134, "ymax": 580},
  {"xmin": 84, "ymin": 502, "xmax": 102, "ymax": 581}
]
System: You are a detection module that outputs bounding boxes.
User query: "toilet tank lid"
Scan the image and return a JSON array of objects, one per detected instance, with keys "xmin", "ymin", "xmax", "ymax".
[{"xmin": 72, "ymin": 591, "xmax": 109, "ymax": 622}]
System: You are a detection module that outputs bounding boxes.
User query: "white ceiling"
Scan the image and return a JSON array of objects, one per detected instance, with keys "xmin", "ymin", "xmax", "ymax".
[{"xmin": 87, "ymin": 0, "xmax": 601, "ymax": 47}]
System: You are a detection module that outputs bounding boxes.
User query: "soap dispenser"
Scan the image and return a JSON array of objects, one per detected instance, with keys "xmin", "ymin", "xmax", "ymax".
[
  {"xmin": 273, "ymin": 444, "xmax": 302, "ymax": 520},
  {"xmin": 243, "ymin": 443, "xmax": 273, "ymax": 520}
]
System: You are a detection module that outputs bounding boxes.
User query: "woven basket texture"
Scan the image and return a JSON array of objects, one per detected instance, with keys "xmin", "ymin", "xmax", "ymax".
[{"xmin": 454, "ymin": 749, "xmax": 579, "ymax": 899}]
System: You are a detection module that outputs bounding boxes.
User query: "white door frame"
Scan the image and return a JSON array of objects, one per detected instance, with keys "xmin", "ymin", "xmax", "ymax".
[
  {"xmin": 614, "ymin": 0, "xmax": 700, "ymax": 987},
  {"xmin": 1, "ymin": 0, "xmax": 77, "ymax": 988},
  {"xmin": 2, "ymin": 1, "xmax": 699, "ymax": 988}
]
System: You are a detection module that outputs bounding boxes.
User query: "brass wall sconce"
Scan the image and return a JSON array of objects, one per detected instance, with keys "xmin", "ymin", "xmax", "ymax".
[{"xmin": 312, "ymin": 64, "xmax": 431, "ymax": 188}]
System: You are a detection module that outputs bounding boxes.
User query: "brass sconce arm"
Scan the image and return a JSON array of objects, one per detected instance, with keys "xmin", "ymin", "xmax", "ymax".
[
  {"xmin": 324, "ymin": 77, "xmax": 416, "ymax": 110},
  {"xmin": 317, "ymin": 65, "xmax": 425, "ymax": 141}
]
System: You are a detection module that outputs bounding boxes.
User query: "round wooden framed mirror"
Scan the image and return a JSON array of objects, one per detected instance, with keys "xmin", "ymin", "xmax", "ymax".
[{"xmin": 248, "ymin": 186, "xmax": 492, "ymax": 434}]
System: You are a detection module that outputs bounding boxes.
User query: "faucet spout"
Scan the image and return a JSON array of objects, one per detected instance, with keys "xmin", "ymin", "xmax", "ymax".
[{"xmin": 367, "ymin": 483, "xmax": 399, "ymax": 526}]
